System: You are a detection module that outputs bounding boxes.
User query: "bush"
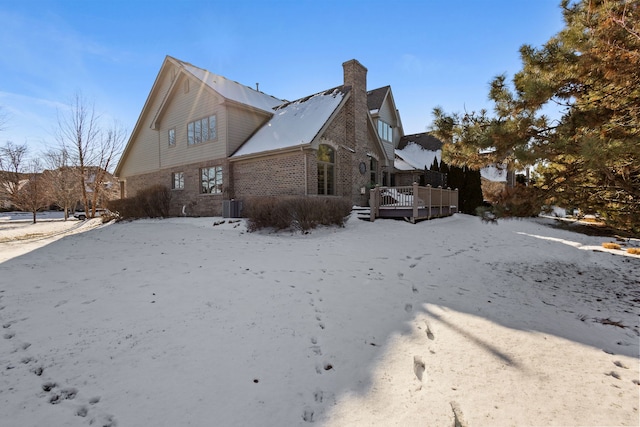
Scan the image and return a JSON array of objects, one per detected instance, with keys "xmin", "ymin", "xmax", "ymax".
[
  {"xmin": 602, "ymin": 242, "xmax": 622, "ymax": 250},
  {"xmin": 627, "ymin": 247, "xmax": 640, "ymax": 255},
  {"xmin": 137, "ymin": 184, "xmax": 172, "ymax": 218},
  {"xmin": 107, "ymin": 185, "xmax": 171, "ymax": 220},
  {"xmin": 245, "ymin": 197, "xmax": 352, "ymax": 232}
]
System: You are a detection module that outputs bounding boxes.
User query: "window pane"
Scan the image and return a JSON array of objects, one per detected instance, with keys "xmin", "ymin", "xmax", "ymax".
[
  {"xmin": 209, "ymin": 115, "xmax": 217, "ymax": 140},
  {"xmin": 201, "ymin": 168, "xmax": 209, "ymax": 193},
  {"xmin": 202, "ymin": 117, "xmax": 210, "ymax": 141},
  {"xmin": 188, "ymin": 123, "xmax": 195, "ymax": 145},
  {"xmin": 214, "ymin": 167, "xmax": 223, "ymax": 193},
  {"xmin": 318, "ymin": 144, "xmax": 334, "ymax": 163},
  {"xmin": 194, "ymin": 120, "xmax": 202, "ymax": 144},
  {"xmin": 168, "ymin": 128, "xmax": 176, "ymax": 146},
  {"xmin": 326, "ymin": 165, "xmax": 334, "ymax": 195},
  {"xmin": 317, "ymin": 165, "xmax": 325, "ymax": 195}
]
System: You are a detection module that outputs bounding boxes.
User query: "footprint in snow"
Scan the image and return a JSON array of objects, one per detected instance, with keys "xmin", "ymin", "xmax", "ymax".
[
  {"xmin": 413, "ymin": 355, "xmax": 426, "ymax": 381},
  {"xmin": 404, "ymin": 303, "xmax": 413, "ymax": 313},
  {"xmin": 302, "ymin": 408, "xmax": 315, "ymax": 423},
  {"xmin": 424, "ymin": 320, "xmax": 435, "ymax": 340}
]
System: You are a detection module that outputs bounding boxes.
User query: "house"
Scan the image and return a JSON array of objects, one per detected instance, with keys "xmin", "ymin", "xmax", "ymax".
[
  {"xmin": 117, "ymin": 57, "xmax": 459, "ymax": 217},
  {"xmin": 394, "ymin": 133, "xmax": 447, "ymax": 187}
]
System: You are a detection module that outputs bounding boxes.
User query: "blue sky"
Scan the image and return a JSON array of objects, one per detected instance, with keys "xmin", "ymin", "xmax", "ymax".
[{"xmin": 0, "ymin": 0, "xmax": 565, "ymax": 157}]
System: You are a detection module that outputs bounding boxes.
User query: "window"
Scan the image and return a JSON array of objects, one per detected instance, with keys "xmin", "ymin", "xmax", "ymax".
[
  {"xmin": 317, "ymin": 144, "xmax": 335, "ymax": 195},
  {"xmin": 188, "ymin": 115, "xmax": 217, "ymax": 145},
  {"xmin": 377, "ymin": 120, "xmax": 392, "ymax": 142},
  {"xmin": 200, "ymin": 166, "xmax": 223, "ymax": 194},
  {"xmin": 168, "ymin": 128, "xmax": 176, "ymax": 146},
  {"xmin": 172, "ymin": 172, "xmax": 184, "ymax": 190}
]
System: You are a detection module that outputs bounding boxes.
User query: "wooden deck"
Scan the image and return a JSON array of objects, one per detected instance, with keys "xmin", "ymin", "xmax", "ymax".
[{"xmin": 369, "ymin": 183, "xmax": 458, "ymax": 223}]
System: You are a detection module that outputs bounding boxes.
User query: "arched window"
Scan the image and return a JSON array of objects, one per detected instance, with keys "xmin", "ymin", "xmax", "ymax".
[{"xmin": 317, "ymin": 144, "xmax": 335, "ymax": 195}]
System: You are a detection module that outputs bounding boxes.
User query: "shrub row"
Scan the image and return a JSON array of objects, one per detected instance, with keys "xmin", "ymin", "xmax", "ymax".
[
  {"xmin": 107, "ymin": 184, "xmax": 171, "ymax": 220},
  {"xmin": 245, "ymin": 197, "xmax": 352, "ymax": 232}
]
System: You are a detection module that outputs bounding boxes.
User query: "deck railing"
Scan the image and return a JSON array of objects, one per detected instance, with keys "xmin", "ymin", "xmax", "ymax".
[{"xmin": 369, "ymin": 182, "xmax": 458, "ymax": 223}]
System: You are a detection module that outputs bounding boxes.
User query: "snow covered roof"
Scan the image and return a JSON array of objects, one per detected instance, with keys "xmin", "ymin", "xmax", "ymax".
[
  {"xmin": 481, "ymin": 165, "xmax": 508, "ymax": 182},
  {"xmin": 232, "ymin": 87, "xmax": 349, "ymax": 158},
  {"xmin": 395, "ymin": 142, "xmax": 442, "ymax": 171},
  {"xmin": 394, "ymin": 155, "xmax": 417, "ymax": 171},
  {"xmin": 397, "ymin": 133, "xmax": 442, "ymax": 151},
  {"xmin": 178, "ymin": 60, "xmax": 284, "ymax": 114}
]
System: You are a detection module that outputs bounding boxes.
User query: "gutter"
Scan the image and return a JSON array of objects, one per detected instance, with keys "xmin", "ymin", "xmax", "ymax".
[{"xmin": 229, "ymin": 143, "xmax": 312, "ymax": 162}]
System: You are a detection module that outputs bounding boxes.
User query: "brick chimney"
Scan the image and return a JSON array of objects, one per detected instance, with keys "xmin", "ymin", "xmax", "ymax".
[
  {"xmin": 342, "ymin": 59, "xmax": 368, "ymax": 151},
  {"xmin": 342, "ymin": 59, "xmax": 369, "ymax": 204}
]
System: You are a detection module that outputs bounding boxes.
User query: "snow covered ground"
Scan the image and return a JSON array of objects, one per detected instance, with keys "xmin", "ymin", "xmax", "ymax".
[{"xmin": 0, "ymin": 213, "xmax": 638, "ymax": 426}]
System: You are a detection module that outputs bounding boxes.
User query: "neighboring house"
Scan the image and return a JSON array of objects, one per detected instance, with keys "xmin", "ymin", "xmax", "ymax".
[
  {"xmin": 81, "ymin": 166, "xmax": 120, "ymax": 208},
  {"xmin": 0, "ymin": 171, "xmax": 28, "ymax": 210},
  {"xmin": 118, "ymin": 57, "xmax": 449, "ymax": 216},
  {"xmin": 394, "ymin": 133, "xmax": 447, "ymax": 187}
]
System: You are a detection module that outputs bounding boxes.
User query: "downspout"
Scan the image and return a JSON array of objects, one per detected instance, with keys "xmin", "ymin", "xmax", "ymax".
[
  {"xmin": 302, "ymin": 147, "xmax": 308, "ymax": 196},
  {"xmin": 157, "ymin": 125, "xmax": 162, "ymax": 168}
]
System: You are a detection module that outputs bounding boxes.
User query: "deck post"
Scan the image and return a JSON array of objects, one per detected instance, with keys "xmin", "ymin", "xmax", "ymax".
[
  {"xmin": 412, "ymin": 182, "xmax": 419, "ymax": 223},
  {"xmin": 426, "ymin": 185, "xmax": 432, "ymax": 219},
  {"xmin": 454, "ymin": 188, "xmax": 459, "ymax": 213},
  {"xmin": 369, "ymin": 187, "xmax": 376, "ymax": 222}
]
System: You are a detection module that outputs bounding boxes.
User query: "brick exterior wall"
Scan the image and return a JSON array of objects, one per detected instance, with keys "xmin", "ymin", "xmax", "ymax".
[
  {"xmin": 123, "ymin": 158, "xmax": 229, "ymax": 217},
  {"xmin": 395, "ymin": 171, "xmax": 420, "ymax": 186},
  {"xmin": 232, "ymin": 151, "xmax": 307, "ymax": 198}
]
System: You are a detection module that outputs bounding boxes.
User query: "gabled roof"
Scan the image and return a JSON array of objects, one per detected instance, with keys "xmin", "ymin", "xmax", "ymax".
[
  {"xmin": 175, "ymin": 58, "xmax": 283, "ymax": 114},
  {"xmin": 231, "ymin": 86, "xmax": 350, "ymax": 159},
  {"xmin": 367, "ymin": 86, "xmax": 390, "ymax": 112}
]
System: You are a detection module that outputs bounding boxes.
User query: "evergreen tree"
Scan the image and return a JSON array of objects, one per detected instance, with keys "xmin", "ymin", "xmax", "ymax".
[
  {"xmin": 431, "ymin": 0, "xmax": 639, "ymax": 233},
  {"xmin": 430, "ymin": 157, "xmax": 440, "ymax": 171},
  {"xmin": 447, "ymin": 165, "xmax": 483, "ymax": 214}
]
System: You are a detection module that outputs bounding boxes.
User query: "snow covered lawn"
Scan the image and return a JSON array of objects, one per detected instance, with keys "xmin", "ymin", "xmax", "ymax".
[{"xmin": 0, "ymin": 214, "xmax": 638, "ymax": 426}]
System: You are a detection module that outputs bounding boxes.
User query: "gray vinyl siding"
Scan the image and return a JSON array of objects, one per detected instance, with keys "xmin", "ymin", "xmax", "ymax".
[
  {"xmin": 120, "ymin": 72, "xmax": 231, "ymax": 177},
  {"xmin": 227, "ymin": 105, "xmax": 271, "ymax": 155},
  {"xmin": 159, "ymin": 75, "xmax": 227, "ymax": 167},
  {"xmin": 377, "ymin": 99, "xmax": 397, "ymax": 161},
  {"xmin": 118, "ymin": 66, "xmax": 177, "ymax": 177}
]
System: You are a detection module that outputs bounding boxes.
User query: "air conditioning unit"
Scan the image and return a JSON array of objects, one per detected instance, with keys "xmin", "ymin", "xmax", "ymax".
[{"xmin": 222, "ymin": 199, "xmax": 243, "ymax": 218}]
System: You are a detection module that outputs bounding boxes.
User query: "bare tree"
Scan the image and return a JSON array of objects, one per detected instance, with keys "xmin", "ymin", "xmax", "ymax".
[
  {"xmin": 56, "ymin": 93, "xmax": 100, "ymax": 218},
  {"xmin": 0, "ymin": 141, "xmax": 28, "ymax": 209},
  {"xmin": 0, "ymin": 106, "xmax": 8, "ymax": 132},
  {"xmin": 86, "ymin": 121, "xmax": 125, "ymax": 217},
  {"xmin": 44, "ymin": 148, "xmax": 82, "ymax": 220},
  {"xmin": 14, "ymin": 158, "xmax": 50, "ymax": 223}
]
